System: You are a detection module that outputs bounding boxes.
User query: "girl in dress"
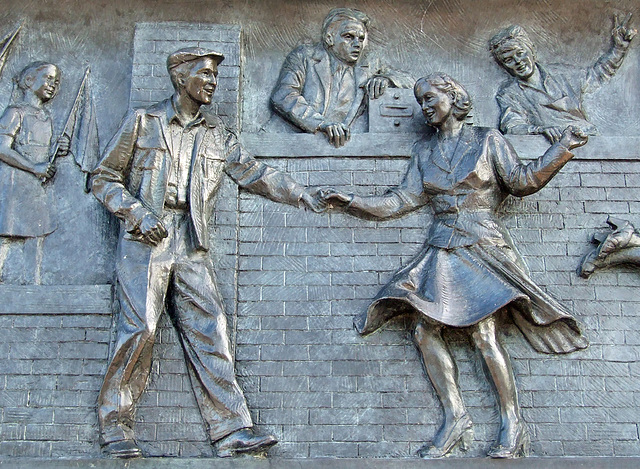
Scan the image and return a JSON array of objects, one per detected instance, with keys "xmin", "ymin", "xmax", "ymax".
[{"xmin": 0, "ymin": 62, "xmax": 68, "ymax": 283}]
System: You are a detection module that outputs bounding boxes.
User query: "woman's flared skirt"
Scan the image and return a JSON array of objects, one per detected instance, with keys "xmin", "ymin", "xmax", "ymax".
[{"xmin": 355, "ymin": 241, "xmax": 588, "ymax": 354}]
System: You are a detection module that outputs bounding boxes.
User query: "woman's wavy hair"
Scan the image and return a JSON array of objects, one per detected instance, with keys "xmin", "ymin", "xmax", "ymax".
[{"xmin": 414, "ymin": 73, "xmax": 472, "ymax": 121}]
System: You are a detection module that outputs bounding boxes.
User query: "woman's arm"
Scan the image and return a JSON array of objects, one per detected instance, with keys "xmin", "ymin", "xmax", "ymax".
[
  {"xmin": 323, "ymin": 144, "xmax": 429, "ymax": 220},
  {"xmin": 491, "ymin": 127, "xmax": 587, "ymax": 197},
  {"xmin": 324, "ymin": 189, "xmax": 414, "ymax": 221}
]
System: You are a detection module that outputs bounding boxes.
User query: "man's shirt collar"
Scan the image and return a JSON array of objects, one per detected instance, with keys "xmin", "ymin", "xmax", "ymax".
[
  {"xmin": 162, "ymin": 96, "xmax": 218, "ymax": 129},
  {"xmin": 516, "ymin": 64, "xmax": 550, "ymax": 93},
  {"xmin": 329, "ymin": 54, "xmax": 354, "ymax": 75}
]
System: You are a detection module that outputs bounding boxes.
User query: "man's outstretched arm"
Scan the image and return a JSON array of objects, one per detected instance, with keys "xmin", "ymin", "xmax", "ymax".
[{"xmin": 223, "ymin": 129, "xmax": 325, "ymax": 212}]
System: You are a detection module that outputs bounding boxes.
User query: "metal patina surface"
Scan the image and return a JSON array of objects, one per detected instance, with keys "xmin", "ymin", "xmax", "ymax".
[{"xmin": 0, "ymin": 0, "xmax": 639, "ymax": 465}]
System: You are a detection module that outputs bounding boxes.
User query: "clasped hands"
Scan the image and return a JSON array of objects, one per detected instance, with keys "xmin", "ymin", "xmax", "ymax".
[
  {"xmin": 300, "ymin": 189, "xmax": 352, "ymax": 214},
  {"xmin": 300, "ymin": 188, "xmax": 353, "ymax": 213}
]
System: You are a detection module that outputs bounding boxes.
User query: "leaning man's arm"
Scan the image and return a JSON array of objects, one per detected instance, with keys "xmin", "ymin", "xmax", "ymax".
[{"xmin": 270, "ymin": 46, "xmax": 326, "ymax": 133}]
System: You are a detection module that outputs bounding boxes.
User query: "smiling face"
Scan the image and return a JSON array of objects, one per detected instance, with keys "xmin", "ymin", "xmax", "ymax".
[
  {"xmin": 496, "ymin": 43, "xmax": 536, "ymax": 80},
  {"xmin": 414, "ymin": 81, "xmax": 454, "ymax": 128},
  {"xmin": 327, "ymin": 20, "xmax": 367, "ymax": 64},
  {"xmin": 29, "ymin": 65, "xmax": 60, "ymax": 103},
  {"xmin": 180, "ymin": 57, "xmax": 218, "ymax": 105}
]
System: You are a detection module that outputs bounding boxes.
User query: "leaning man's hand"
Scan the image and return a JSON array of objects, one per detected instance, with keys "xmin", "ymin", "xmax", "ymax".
[
  {"xmin": 319, "ymin": 122, "xmax": 350, "ymax": 148},
  {"xmin": 366, "ymin": 76, "xmax": 389, "ymax": 99}
]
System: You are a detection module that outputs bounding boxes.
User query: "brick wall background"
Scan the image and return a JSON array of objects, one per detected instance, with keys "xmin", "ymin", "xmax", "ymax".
[{"xmin": 2, "ymin": 149, "xmax": 639, "ymax": 458}]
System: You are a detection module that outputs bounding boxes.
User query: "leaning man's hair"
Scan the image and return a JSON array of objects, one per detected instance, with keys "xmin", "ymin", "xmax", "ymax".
[
  {"xmin": 322, "ymin": 7, "xmax": 370, "ymax": 44},
  {"xmin": 489, "ymin": 25, "xmax": 537, "ymax": 62}
]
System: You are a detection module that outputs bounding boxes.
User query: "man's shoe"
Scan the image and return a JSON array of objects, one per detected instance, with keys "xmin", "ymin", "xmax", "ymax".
[
  {"xmin": 215, "ymin": 428, "xmax": 277, "ymax": 458},
  {"xmin": 102, "ymin": 439, "xmax": 142, "ymax": 459}
]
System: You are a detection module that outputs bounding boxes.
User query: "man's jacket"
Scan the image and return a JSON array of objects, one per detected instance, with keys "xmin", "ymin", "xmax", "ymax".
[
  {"xmin": 92, "ymin": 98, "xmax": 304, "ymax": 251},
  {"xmin": 271, "ymin": 43, "xmax": 412, "ymax": 133}
]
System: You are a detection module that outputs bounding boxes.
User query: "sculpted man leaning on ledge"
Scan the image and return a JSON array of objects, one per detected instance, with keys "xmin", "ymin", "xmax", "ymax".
[
  {"xmin": 270, "ymin": 8, "xmax": 413, "ymax": 147},
  {"xmin": 490, "ymin": 15, "xmax": 636, "ymax": 143}
]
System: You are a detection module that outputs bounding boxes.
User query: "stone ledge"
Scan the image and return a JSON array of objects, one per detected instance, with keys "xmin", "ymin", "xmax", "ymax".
[
  {"xmin": 0, "ymin": 285, "xmax": 112, "ymax": 315},
  {"xmin": 1, "ymin": 457, "xmax": 639, "ymax": 468},
  {"xmin": 242, "ymin": 133, "xmax": 640, "ymax": 160}
]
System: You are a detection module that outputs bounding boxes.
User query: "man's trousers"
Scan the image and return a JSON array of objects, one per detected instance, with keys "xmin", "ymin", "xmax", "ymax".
[{"xmin": 97, "ymin": 210, "xmax": 252, "ymax": 445}]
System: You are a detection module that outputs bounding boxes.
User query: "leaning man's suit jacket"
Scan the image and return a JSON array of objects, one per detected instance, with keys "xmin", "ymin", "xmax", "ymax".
[
  {"xmin": 271, "ymin": 43, "xmax": 412, "ymax": 133},
  {"xmin": 92, "ymin": 98, "xmax": 305, "ymax": 251}
]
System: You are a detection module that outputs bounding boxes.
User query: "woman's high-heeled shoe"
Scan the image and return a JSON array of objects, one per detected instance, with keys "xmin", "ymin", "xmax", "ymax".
[
  {"xmin": 487, "ymin": 420, "xmax": 530, "ymax": 459},
  {"xmin": 417, "ymin": 413, "xmax": 474, "ymax": 458}
]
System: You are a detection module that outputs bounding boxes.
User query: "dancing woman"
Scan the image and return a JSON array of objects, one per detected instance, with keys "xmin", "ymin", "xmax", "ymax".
[{"xmin": 323, "ymin": 73, "xmax": 589, "ymax": 458}]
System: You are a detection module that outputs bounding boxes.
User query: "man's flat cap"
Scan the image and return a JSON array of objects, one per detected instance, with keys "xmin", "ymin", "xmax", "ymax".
[{"xmin": 167, "ymin": 47, "xmax": 225, "ymax": 70}]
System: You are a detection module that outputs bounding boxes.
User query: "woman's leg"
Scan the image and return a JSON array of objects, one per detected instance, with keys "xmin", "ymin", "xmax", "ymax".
[
  {"xmin": 413, "ymin": 319, "xmax": 471, "ymax": 457},
  {"xmin": 0, "ymin": 238, "xmax": 9, "ymax": 282},
  {"xmin": 471, "ymin": 315, "xmax": 528, "ymax": 458},
  {"xmin": 34, "ymin": 236, "xmax": 44, "ymax": 285}
]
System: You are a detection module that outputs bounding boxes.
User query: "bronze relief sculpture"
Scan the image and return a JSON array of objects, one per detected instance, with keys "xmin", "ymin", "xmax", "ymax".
[
  {"xmin": 490, "ymin": 15, "xmax": 636, "ymax": 143},
  {"xmin": 0, "ymin": 62, "xmax": 69, "ymax": 284},
  {"xmin": 0, "ymin": 4, "xmax": 635, "ymax": 461},
  {"xmin": 270, "ymin": 8, "xmax": 413, "ymax": 147},
  {"xmin": 323, "ymin": 73, "xmax": 589, "ymax": 459},
  {"xmin": 91, "ymin": 47, "xmax": 324, "ymax": 459}
]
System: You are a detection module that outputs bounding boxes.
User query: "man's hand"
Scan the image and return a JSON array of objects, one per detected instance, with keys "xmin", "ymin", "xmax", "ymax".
[
  {"xmin": 612, "ymin": 13, "xmax": 637, "ymax": 48},
  {"xmin": 319, "ymin": 122, "xmax": 350, "ymax": 148},
  {"xmin": 540, "ymin": 126, "xmax": 563, "ymax": 144},
  {"xmin": 136, "ymin": 212, "xmax": 168, "ymax": 246},
  {"xmin": 319, "ymin": 188, "xmax": 354, "ymax": 209},
  {"xmin": 366, "ymin": 76, "xmax": 389, "ymax": 100},
  {"xmin": 32, "ymin": 162, "xmax": 56, "ymax": 180},
  {"xmin": 300, "ymin": 190, "xmax": 327, "ymax": 213},
  {"xmin": 55, "ymin": 135, "xmax": 71, "ymax": 158},
  {"xmin": 559, "ymin": 126, "xmax": 588, "ymax": 150}
]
